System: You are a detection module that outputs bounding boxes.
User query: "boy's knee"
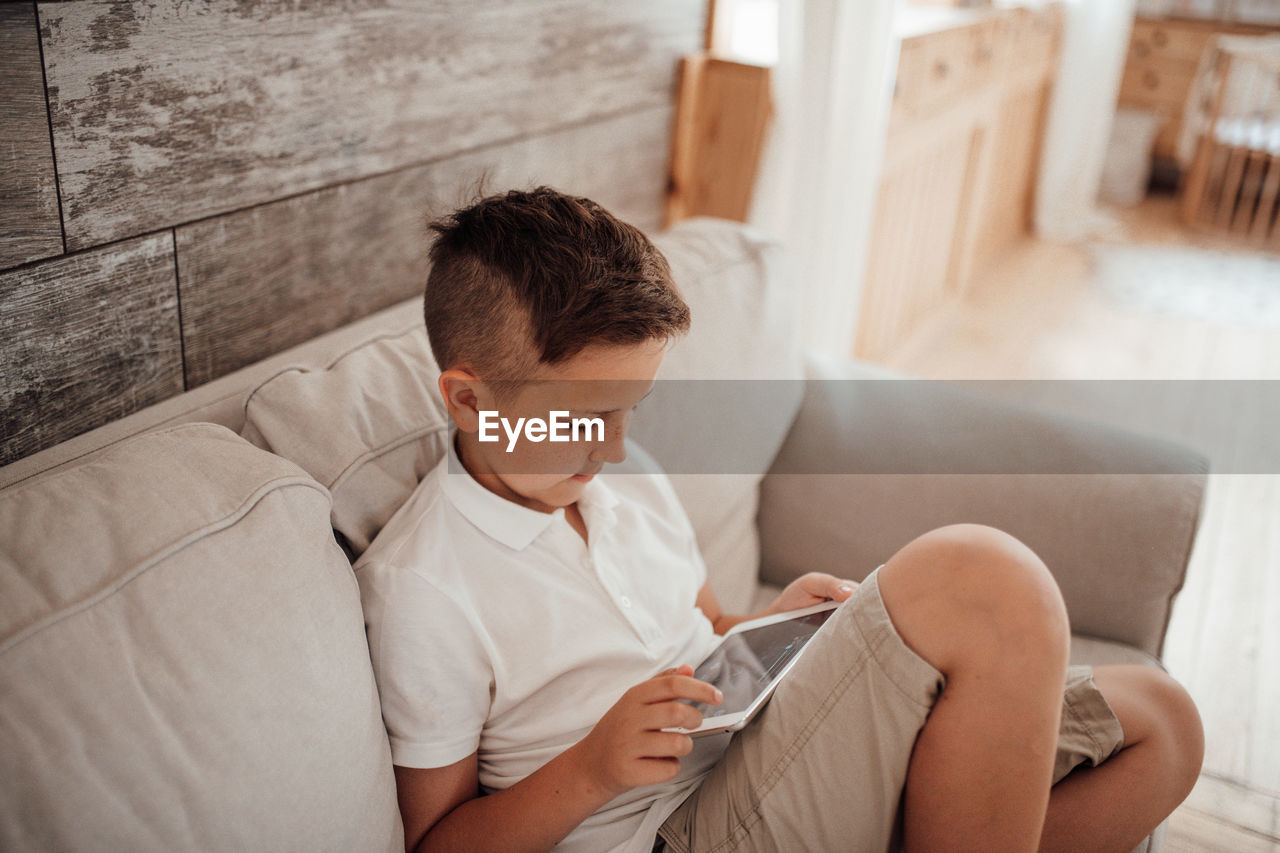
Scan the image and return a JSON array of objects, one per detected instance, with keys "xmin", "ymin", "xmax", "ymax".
[
  {"xmin": 1098, "ymin": 666, "xmax": 1204, "ymax": 796},
  {"xmin": 1153, "ymin": 672, "xmax": 1205, "ymax": 797},
  {"xmin": 880, "ymin": 523, "xmax": 1069, "ymax": 672},
  {"xmin": 1095, "ymin": 666, "xmax": 1203, "ymax": 804}
]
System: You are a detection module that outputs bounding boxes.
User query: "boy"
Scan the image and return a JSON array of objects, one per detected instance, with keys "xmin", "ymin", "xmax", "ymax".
[{"xmin": 354, "ymin": 187, "xmax": 1204, "ymax": 853}]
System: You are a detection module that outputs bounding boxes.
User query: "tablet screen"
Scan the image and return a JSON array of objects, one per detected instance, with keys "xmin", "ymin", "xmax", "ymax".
[{"xmin": 685, "ymin": 608, "xmax": 838, "ymax": 718}]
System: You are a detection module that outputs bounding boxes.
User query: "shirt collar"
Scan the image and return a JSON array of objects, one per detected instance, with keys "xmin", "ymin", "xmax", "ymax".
[
  {"xmin": 439, "ymin": 432, "xmax": 617, "ymax": 551},
  {"xmin": 578, "ymin": 466, "xmax": 619, "ymax": 535}
]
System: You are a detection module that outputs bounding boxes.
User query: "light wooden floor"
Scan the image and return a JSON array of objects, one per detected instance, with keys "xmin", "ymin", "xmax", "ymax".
[{"xmin": 875, "ymin": 193, "xmax": 1280, "ymax": 851}]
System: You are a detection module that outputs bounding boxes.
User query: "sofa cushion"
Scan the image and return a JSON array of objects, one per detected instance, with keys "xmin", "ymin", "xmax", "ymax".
[
  {"xmin": 1069, "ymin": 634, "xmax": 1163, "ymax": 669},
  {"xmin": 0, "ymin": 424, "xmax": 401, "ymax": 852},
  {"xmin": 631, "ymin": 218, "xmax": 804, "ymax": 614},
  {"xmin": 239, "ymin": 218, "xmax": 803, "ymax": 614},
  {"xmin": 241, "ymin": 327, "xmax": 450, "ymax": 554}
]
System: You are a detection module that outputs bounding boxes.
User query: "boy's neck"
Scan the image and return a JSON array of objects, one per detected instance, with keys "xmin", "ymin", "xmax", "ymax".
[
  {"xmin": 453, "ymin": 431, "xmax": 589, "ymax": 543},
  {"xmin": 453, "ymin": 431, "xmax": 538, "ymax": 510}
]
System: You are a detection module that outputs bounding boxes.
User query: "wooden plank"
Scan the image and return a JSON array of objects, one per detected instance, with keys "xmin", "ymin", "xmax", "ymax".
[
  {"xmin": 881, "ymin": 158, "xmax": 918, "ymax": 360},
  {"xmin": 176, "ymin": 106, "xmax": 673, "ymax": 387},
  {"xmin": 1249, "ymin": 155, "xmax": 1280, "ymax": 243},
  {"xmin": 1166, "ymin": 803, "xmax": 1280, "ymax": 853},
  {"xmin": 1249, "ymin": 478, "xmax": 1280, "ymax": 793},
  {"xmin": 974, "ymin": 81, "xmax": 1048, "ymax": 268},
  {"xmin": 1215, "ymin": 146, "xmax": 1250, "ymax": 230},
  {"xmin": 0, "ymin": 232, "xmax": 182, "ymax": 466},
  {"xmin": 1171, "ymin": 771, "xmax": 1280, "ymax": 852},
  {"xmin": 946, "ymin": 120, "xmax": 988, "ymax": 299},
  {"xmin": 0, "ymin": 4, "xmax": 63, "ymax": 270},
  {"xmin": 1202, "ymin": 143, "xmax": 1234, "ymax": 225},
  {"xmin": 666, "ymin": 57, "xmax": 771, "ymax": 225},
  {"xmin": 1270, "ymin": 198, "xmax": 1280, "ymax": 246},
  {"xmin": 1232, "ymin": 150, "xmax": 1269, "ymax": 235},
  {"xmin": 854, "ymin": 179, "xmax": 897, "ymax": 360},
  {"xmin": 1180, "ymin": 48, "xmax": 1231, "ymax": 227},
  {"xmin": 1189, "ymin": 475, "xmax": 1268, "ymax": 781},
  {"xmin": 664, "ymin": 53, "xmax": 707, "ymax": 226},
  {"xmin": 947, "ymin": 95, "xmax": 998, "ymax": 298},
  {"xmin": 38, "ymin": 0, "xmax": 703, "ymax": 252}
]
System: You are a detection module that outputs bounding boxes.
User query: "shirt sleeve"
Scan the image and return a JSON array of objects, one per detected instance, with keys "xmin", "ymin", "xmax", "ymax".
[{"xmin": 359, "ymin": 562, "xmax": 492, "ymax": 769}]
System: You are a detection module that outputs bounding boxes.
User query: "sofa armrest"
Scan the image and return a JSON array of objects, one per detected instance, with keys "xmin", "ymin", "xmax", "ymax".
[{"xmin": 757, "ymin": 355, "xmax": 1208, "ymax": 659}]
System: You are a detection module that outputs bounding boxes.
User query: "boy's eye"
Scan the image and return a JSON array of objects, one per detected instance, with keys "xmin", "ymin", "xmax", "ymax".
[
  {"xmin": 575, "ymin": 405, "xmax": 637, "ymax": 418},
  {"xmin": 574, "ymin": 390, "xmax": 649, "ymax": 419}
]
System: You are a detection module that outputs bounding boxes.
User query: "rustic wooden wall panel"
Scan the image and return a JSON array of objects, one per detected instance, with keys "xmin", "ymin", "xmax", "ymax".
[
  {"xmin": 39, "ymin": 0, "xmax": 704, "ymax": 252},
  {"xmin": 0, "ymin": 233, "xmax": 183, "ymax": 465},
  {"xmin": 0, "ymin": 4, "xmax": 63, "ymax": 270},
  {"xmin": 176, "ymin": 106, "xmax": 673, "ymax": 387}
]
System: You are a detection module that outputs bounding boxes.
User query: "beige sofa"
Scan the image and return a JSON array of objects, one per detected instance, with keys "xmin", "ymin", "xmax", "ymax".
[{"xmin": 0, "ymin": 219, "xmax": 1205, "ymax": 851}]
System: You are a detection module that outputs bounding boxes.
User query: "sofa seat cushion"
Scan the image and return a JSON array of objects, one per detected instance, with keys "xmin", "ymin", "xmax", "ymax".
[
  {"xmin": 1069, "ymin": 634, "xmax": 1164, "ymax": 669},
  {"xmin": 0, "ymin": 424, "xmax": 401, "ymax": 852},
  {"xmin": 240, "ymin": 218, "xmax": 803, "ymax": 615}
]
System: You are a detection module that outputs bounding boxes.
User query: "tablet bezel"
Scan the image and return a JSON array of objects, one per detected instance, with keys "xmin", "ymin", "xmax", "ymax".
[{"xmin": 670, "ymin": 598, "xmax": 844, "ymax": 738}]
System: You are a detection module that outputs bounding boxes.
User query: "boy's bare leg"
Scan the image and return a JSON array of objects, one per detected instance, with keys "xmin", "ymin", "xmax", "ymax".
[
  {"xmin": 877, "ymin": 524, "xmax": 1072, "ymax": 853},
  {"xmin": 1038, "ymin": 665, "xmax": 1203, "ymax": 853}
]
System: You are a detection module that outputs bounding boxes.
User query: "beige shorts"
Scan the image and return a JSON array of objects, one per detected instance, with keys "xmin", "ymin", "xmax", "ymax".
[{"xmin": 658, "ymin": 566, "xmax": 1124, "ymax": 853}]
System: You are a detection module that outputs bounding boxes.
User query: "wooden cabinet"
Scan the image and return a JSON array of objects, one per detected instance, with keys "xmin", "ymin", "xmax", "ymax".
[
  {"xmin": 1120, "ymin": 18, "xmax": 1215, "ymax": 164},
  {"xmin": 855, "ymin": 4, "xmax": 1063, "ymax": 362},
  {"xmin": 1118, "ymin": 16, "xmax": 1280, "ymax": 168}
]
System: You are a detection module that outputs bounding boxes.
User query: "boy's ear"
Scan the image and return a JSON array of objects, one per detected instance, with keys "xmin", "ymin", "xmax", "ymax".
[{"xmin": 438, "ymin": 368, "xmax": 485, "ymax": 433}]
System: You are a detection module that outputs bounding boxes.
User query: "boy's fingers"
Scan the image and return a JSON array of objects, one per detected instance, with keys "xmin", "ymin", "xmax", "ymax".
[
  {"xmin": 641, "ymin": 675, "xmax": 722, "ymax": 706},
  {"xmin": 638, "ymin": 755, "xmax": 683, "ymax": 783},
  {"xmin": 652, "ymin": 700, "xmax": 704, "ymax": 732},
  {"xmin": 833, "ymin": 577, "xmax": 858, "ymax": 600},
  {"xmin": 642, "ymin": 731, "xmax": 695, "ymax": 758},
  {"xmin": 805, "ymin": 572, "xmax": 857, "ymax": 601},
  {"xmin": 656, "ymin": 664, "xmax": 695, "ymax": 678}
]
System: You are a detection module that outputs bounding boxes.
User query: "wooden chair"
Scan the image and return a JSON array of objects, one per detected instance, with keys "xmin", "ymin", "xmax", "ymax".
[{"xmin": 1179, "ymin": 34, "xmax": 1280, "ymax": 246}]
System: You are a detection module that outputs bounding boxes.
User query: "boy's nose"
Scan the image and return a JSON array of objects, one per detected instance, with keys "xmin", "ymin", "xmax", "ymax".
[{"xmin": 590, "ymin": 429, "xmax": 628, "ymax": 464}]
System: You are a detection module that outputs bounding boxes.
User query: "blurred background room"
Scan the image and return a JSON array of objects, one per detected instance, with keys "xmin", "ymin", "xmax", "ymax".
[{"xmin": 672, "ymin": 0, "xmax": 1279, "ymax": 850}]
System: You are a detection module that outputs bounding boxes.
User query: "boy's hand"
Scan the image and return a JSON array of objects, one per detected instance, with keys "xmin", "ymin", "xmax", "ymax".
[
  {"xmin": 764, "ymin": 572, "xmax": 858, "ymax": 616},
  {"xmin": 573, "ymin": 664, "xmax": 722, "ymax": 799}
]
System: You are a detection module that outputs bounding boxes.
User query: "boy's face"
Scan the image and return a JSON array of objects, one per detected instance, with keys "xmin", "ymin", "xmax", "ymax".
[{"xmin": 444, "ymin": 339, "xmax": 666, "ymax": 513}]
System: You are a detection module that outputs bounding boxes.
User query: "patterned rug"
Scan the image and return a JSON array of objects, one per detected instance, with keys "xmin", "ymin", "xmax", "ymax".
[{"xmin": 1089, "ymin": 243, "xmax": 1280, "ymax": 328}]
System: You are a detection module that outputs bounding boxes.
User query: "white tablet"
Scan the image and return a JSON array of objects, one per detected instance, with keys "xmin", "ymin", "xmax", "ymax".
[{"xmin": 668, "ymin": 599, "xmax": 844, "ymax": 738}]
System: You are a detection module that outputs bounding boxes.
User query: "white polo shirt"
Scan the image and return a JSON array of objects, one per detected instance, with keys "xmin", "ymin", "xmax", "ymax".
[{"xmin": 354, "ymin": 435, "xmax": 727, "ymax": 853}]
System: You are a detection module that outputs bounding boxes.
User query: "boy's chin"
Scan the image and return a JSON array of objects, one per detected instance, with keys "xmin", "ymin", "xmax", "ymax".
[
  {"xmin": 550, "ymin": 477, "xmax": 589, "ymax": 500},
  {"xmin": 513, "ymin": 477, "xmax": 587, "ymax": 511}
]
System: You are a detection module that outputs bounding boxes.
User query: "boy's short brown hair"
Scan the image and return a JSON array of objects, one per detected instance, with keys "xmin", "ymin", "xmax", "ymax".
[{"xmin": 423, "ymin": 187, "xmax": 690, "ymax": 384}]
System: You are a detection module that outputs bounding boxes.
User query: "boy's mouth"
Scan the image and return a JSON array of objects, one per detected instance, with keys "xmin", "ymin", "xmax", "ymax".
[{"xmin": 570, "ymin": 466, "xmax": 602, "ymax": 483}]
